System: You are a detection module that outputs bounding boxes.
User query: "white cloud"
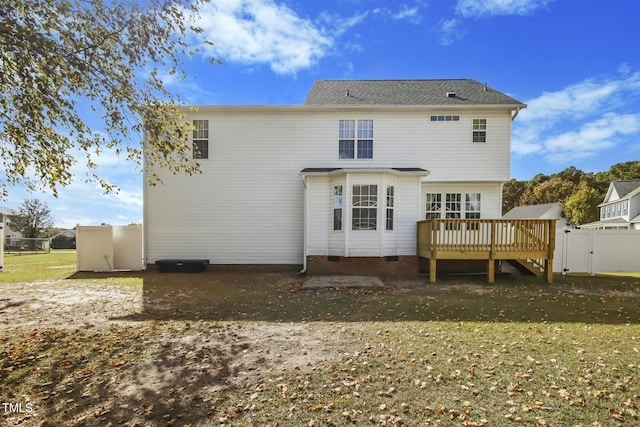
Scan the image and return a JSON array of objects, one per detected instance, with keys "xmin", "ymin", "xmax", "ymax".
[
  {"xmin": 192, "ymin": 0, "xmax": 333, "ymax": 75},
  {"xmin": 456, "ymin": 0, "xmax": 554, "ymax": 18},
  {"xmin": 438, "ymin": 0, "xmax": 553, "ymax": 45},
  {"xmin": 543, "ymin": 113, "xmax": 640, "ymax": 162},
  {"xmin": 513, "ymin": 72, "xmax": 640, "ymax": 161},
  {"xmin": 437, "ymin": 18, "xmax": 465, "ymax": 46},
  {"xmin": 393, "ymin": 5, "xmax": 423, "ymax": 24},
  {"xmin": 189, "ymin": 0, "xmax": 424, "ymax": 75}
]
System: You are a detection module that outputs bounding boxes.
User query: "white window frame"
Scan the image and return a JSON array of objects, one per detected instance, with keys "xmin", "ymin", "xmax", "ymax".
[
  {"xmin": 425, "ymin": 192, "xmax": 482, "ymax": 219},
  {"xmin": 472, "ymin": 119, "xmax": 487, "ymax": 143},
  {"xmin": 425, "ymin": 193, "xmax": 442, "ymax": 219},
  {"xmin": 386, "ymin": 186, "xmax": 394, "ymax": 231},
  {"xmin": 192, "ymin": 119, "xmax": 209, "ymax": 159},
  {"xmin": 465, "ymin": 193, "xmax": 481, "ymax": 219},
  {"xmin": 338, "ymin": 119, "xmax": 374, "ymax": 159},
  {"xmin": 445, "ymin": 193, "xmax": 462, "ymax": 219},
  {"xmin": 352, "ymin": 184, "xmax": 378, "ymax": 230},
  {"xmin": 430, "ymin": 115, "xmax": 460, "ymax": 122},
  {"xmin": 333, "ymin": 185, "xmax": 343, "ymax": 231}
]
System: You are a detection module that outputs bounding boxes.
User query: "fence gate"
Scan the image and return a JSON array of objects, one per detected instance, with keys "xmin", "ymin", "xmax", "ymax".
[{"xmin": 554, "ymin": 228, "xmax": 640, "ymax": 275}]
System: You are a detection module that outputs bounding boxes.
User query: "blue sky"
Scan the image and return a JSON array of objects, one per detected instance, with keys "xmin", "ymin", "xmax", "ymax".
[{"xmin": 4, "ymin": 0, "xmax": 640, "ymax": 228}]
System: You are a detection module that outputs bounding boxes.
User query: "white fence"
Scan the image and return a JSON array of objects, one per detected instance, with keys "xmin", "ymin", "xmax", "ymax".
[
  {"xmin": 553, "ymin": 228, "xmax": 640, "ymax": 275},
  {"xmin": 76, "ymin": 225, "xmax": 143, "ymax": 272}
]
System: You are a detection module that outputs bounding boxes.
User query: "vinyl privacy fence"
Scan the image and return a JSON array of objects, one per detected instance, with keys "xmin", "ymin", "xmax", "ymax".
[
  {"xmin": 553, "ymin": 228, "xmax": 640, "ymax": 275},
  {"xmin": 76, "ymin": 225, "xmax": 143, "ymax": 272}
]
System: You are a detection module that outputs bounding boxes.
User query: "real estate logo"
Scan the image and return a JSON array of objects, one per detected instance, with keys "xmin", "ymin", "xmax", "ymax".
[{"xmin": 2, "ymin": 402, "xmax": 34, "ymax": 414}]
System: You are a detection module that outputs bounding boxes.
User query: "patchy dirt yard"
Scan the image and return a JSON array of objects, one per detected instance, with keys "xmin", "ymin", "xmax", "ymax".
[{"xmin": 2, "ymin": 269, "xmax": 640, "ymax": 426}]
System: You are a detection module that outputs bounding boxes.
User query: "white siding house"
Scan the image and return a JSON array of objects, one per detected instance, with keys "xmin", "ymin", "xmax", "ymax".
[
  {"xmin": 144, "ymin": 80, "xmax": 526, "ymax": 275},
  {"xmin": 581, "ymin": 180, "xmax": 640, "ymax": 230}
]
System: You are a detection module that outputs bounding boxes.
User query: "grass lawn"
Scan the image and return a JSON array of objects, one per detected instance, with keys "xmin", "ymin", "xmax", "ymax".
[{"xmin": 1, "ymin": 252, "xmax": 640, "ymax": 426}]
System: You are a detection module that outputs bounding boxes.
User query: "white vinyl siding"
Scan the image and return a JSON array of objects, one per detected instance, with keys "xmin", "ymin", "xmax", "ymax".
[{"xmin": 145, "ymin": 107, "xmax": 512, "ymax": 264}]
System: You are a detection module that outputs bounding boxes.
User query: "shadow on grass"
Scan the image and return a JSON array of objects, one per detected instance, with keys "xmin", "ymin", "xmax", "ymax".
[{"xmin": 69, "ymin": 269, "xmax": 640, "ymax": 324}]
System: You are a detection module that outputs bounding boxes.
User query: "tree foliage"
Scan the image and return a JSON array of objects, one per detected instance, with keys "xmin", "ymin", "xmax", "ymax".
[
  {"xmin": 0, "ymin": 0, "xmax": 218, "ymax": 198},
  {"xmin": 9, "ymin": 198, "xmax": 54, "ymax": 238},
  {"xmin": 563, "ymin": 186, "xmax": 603, "ymax": 226},
  {"xmin": 503, "ymin": 161, "xmax": 640, "ymax": 226}
]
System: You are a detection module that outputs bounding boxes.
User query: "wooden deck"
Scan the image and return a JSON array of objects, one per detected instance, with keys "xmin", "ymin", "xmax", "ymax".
[{"xmin": 417, "ymin": 219, "xmax": 556, "ymax": 283}]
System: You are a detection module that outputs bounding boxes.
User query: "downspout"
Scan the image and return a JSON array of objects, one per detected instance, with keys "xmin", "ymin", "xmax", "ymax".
[{"xmin": 300, "ymin": 175, "xmax": 308, "ymax": 274}]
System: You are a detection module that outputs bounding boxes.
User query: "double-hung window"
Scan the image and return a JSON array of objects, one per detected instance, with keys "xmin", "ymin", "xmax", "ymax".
[
  {"xmin": 465, "ymin": 193, "xmax": 481, "ymax": 219},
  {"xmin": 352, "ymin": 185, "xmax": 377, "ymax": 230},
  {"xmin": 472, "ymin": 119, "xmax": 486, "ymax": 143},
  {"xmin": 426, "ymin": 192, "xmax": 482, "ymax": 221},
  {"xmin": 425, "ymin": 193, "xmax": 442, "ymax": 219},
  {"xmin": 445, "ymin": 193, "xmax": 462, "ymax": 219},
  {"xmin": 192, "ymin": 119, "xmax": 209, "ymax": 159},
  {"xmin": 338, "ymin": 120, "xmax": 355, "ymax": 159},
  {"xmin": 333, "ymin": 186, "xmax": 343, "ymax": 231},
  {"xmin": 386, "ymin": 186, "xmax": 394, "ymax": 231},
  {"xmin": 339, "ymin": 120, "xmax": 373, "ymax": 159}
]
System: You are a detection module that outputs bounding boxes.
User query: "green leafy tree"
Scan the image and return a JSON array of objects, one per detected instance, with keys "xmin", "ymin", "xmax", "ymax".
[
  {"xmin": 605, "ymin": 160, "xmax": 640, "ymax": 181},
  {"xmin": 502, "ymin": 179, "xmax": 527, "ymax": 214},
  {"xmin": 563, "ymin": 186, "xmax": 603, "ymax": 226},
  {"xmin": 0, "ymin": 0, "xmax": 219, "ymax": 198},
  {"xmin": 531, "ymin": 177, "xmax": 576, "ymax": 205},
  {"xmin": 9, "ymin": 198, "xmax": 54, "ymax": 238}
]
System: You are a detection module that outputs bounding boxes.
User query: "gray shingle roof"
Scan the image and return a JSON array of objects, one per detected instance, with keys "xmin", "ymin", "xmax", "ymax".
[
  {"xmin": 611, "ymin": 180, "xmax": 640, "ymax": 198},
  {"xmin": 304, "ymin": 79, "xmax": 525, "ymax": 106},
  {"xmin": 503, "ymin": 203, "xmax": 561, "ymax": 219}
]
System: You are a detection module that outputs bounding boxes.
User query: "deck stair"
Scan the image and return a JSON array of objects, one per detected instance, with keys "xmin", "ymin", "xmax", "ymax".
[{"xmin": 508, "ymin": 259, "xmax": 544, "ymax": 276}]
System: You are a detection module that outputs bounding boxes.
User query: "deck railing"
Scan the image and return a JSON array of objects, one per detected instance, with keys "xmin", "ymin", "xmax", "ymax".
[{"xmin": 417, "ymin": 219, "xmax": 556, "ymax": 283}]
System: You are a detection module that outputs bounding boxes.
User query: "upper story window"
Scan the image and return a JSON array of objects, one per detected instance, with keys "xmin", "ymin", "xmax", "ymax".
[
  {"xmin": 472, "ymin": 119, "xmax": 486, "ymax": 143},
  {"xmin": 602, "ymin": 201, "xmax": 629, "ymax": 219},
  {"xmin": 192, "ymin": 119, "xmax": 209, "ymax": 159},
  {"xmin": 430, "ymin": 115, "xmax": 460, "ymax": 122},
  {"xmin": 339, "ymin": 119, "xmax": 373, "ymax": 159}
]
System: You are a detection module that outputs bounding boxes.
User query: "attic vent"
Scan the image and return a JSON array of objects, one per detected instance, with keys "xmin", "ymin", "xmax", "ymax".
[{"xmin": 446, "ymin": 92, "xmax": 456, "ymax": 98}]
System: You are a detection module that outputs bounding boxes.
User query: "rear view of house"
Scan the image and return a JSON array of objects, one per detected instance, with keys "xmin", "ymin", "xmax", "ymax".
[{"xmin": 144, "ymin": 79, "xmax": 527, "ymax": 275}]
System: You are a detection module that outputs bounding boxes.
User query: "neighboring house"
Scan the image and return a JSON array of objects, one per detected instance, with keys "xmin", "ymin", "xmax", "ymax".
[
  {"xmin": 580, "ymin": 180, "xmax": 640, "ymax": 230},
  {"xmin": 0, "ymin": 206, "xmax": 22, "ymax": 243},
  {"xmin": 144, "ymin": 79, "xmax": 526, "ymax": 275},
  {"xmin": 503, "ymin": 203, "xmax": 568, "ymax": 228},
  {"xmin": 50, "ymin": 229, "xmax": 77, "ymax": 249}
]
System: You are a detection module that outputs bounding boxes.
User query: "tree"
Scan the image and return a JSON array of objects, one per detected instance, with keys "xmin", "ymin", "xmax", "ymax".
[
  {"xmin": 10, "ymin": 199, "xmax": 54, "ymax": 238},
  {"xmin": 563, "ymin": 186, "xmax": 603, "ymax": 226},
  {"xmin": 531, "ymin": 177, "xmax": 576, "ymax": 205},
  {"xmin": 0, "ymin": 0, "xmax": 219, "ymax": 198},
  {"xmin": 502, "ymin": 179, "xmax": 527, "ymax": 214}
]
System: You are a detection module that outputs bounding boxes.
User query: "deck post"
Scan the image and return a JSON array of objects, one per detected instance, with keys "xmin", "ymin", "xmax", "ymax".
[
  {"xmin": 429, "ymin": 258, "xmax": 437, "ymax": 283},
  {"xmin": 545, "ymin": 219, "xmax": 556, "ymax": 284},
  {"xmin": 487, "ymin": 259, "xmax": 495, "ymax": 283},
  {"xmin": 488, "ymin": 220, "xmax": 496, "ymax": 283}
]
